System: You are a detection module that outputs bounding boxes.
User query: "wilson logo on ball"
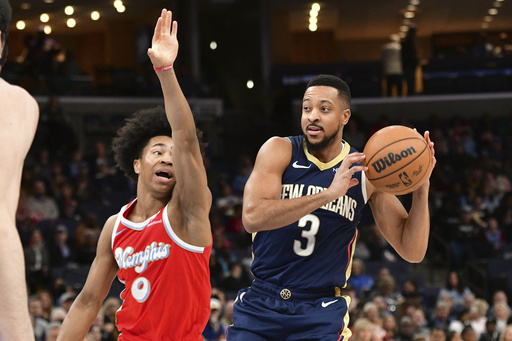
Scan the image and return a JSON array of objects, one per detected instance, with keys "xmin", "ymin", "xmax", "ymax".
[{"xmin": 371, "ymin": 146, "xmax": 417, "ymax": 173}]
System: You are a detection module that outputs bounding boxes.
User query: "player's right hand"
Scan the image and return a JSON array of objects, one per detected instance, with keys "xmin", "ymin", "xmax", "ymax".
[
  {"xmin": 148, "ymin": 9, "xmax": 179, "ymax": 70},
  {"xmin": 329, "ymin": 152, "xmax": 367, "ymax": 199}
]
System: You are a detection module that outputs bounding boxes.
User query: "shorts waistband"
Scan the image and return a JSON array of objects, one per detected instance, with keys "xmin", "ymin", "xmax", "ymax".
[{"xmin": 250, "ymin": 278, "xmax": 341, "ymax": 300}]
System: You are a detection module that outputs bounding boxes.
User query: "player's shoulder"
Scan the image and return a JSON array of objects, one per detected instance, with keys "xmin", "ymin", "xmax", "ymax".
[
  {"xmin": 261, "ymin": 136, "xmax": 293, "ymax": 153},
  {"xmin": 0, "ymin": 79, "xmax": 36, "ymax": 101},
  {"xmin": 0, "ymin": 78, "xmax": 39, "ymax": 116},
  {"xmin": 102, "ymin": 214, "xmax": 120, "ymax": 235}
]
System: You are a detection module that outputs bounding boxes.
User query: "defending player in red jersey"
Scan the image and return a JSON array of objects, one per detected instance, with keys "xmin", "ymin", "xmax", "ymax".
[{"xmin": 58, "ymin": 9, "xmax": 212, "ymax": 341}]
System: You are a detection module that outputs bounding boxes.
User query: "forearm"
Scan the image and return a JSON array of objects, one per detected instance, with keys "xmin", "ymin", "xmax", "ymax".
[
  {"xmin": 0, "ymin": 221, "xmax": 34, "ymax": 341},
  {"xmin": 156, "ymin": 69, "xmax": 197, "ymax": 140},
  {"xmin": 400, "ymin": 182, "xmax": 431, "ymax": 262},
  {"xmin": 57, "ymin": 294, "xmax": 102, "ymax": 340},
  {"xmin": 243, "ymin": 189, "xmax": 335, "ymax": 233}
]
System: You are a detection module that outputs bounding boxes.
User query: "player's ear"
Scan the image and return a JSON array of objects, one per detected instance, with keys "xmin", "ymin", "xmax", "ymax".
[
  {"xmin": 341, "ymin": 109, "xmax": 351, "ymax": 125},
  {"xmin": 133, "ymin": 159, "xmax": 141, "ymax": 175}
]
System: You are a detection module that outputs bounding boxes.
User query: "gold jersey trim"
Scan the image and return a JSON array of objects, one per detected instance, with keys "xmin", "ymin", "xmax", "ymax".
[{"xmin": 302, "ymin": 139, "xmax": 351, "ymax": 171}]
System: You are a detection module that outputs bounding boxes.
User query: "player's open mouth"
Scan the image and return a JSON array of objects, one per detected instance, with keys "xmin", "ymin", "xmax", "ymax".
[
  {"xmin": 156, "ymin": 171, "xmax": 172, "ymax": 179},
  {"xmin": 307, "ymin": 125, "xmax": 322, "ymax": 135}
]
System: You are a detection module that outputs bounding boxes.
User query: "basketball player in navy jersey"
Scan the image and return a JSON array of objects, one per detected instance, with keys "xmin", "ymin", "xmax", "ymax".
[
  {"xmin": 0, "ymin": 0, "xmax": 39, "ymax": 339},
  {"xmin": 227, "ymin": 74, "xmax": 435, "ymax": 341}
]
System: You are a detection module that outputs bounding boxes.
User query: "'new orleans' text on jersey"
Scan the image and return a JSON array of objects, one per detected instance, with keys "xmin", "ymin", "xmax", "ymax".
[{"xmin": 251, "ymin": 135, "xmax": 368, "ymax": 291}]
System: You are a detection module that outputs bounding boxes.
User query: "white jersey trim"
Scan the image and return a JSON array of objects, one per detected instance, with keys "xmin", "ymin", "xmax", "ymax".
[
  {"xmin": 361, "ymin": 171, "xmax": 368, "ymax": 204},
  {"xmin": 163, "ymin": 205, "xmax": 205, "ymax": 254}
]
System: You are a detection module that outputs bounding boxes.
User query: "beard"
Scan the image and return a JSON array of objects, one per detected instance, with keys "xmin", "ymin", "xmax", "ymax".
[{"xmin": 304, "ymin": 126, "xmax": 340, "ymax": 152}]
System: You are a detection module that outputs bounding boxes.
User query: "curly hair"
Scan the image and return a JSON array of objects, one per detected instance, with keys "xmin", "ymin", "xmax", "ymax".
[{"xmin": 112, "ymin": 106, "xmax": 206, "ymax": 183}]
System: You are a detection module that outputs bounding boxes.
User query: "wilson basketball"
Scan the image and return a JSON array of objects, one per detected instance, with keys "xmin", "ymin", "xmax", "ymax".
[{"xmin": 363, "ymin": 125, "xmax": 431, "ymax": 195}]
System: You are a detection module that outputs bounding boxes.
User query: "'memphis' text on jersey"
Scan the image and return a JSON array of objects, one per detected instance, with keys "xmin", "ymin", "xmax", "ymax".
[
  {"xmin": 280, "ymin": 184, "xmax": 358, "ymax": 221},
  {"xmin": 115, "ymin": 241, "xmax": 171, "ymax": 273}
]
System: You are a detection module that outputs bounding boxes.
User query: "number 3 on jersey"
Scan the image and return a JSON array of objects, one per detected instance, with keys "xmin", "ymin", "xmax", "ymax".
[{"xmin": 293, "ymin": 214, "xmax": 320, "ymax": 257}]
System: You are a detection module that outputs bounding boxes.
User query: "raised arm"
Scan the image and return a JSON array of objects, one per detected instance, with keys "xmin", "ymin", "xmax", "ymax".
[
  {"xmin": 242, "ymin": 137, "xmax": 366, "ymax": 233},
  {"xmin": 147, "ymin": 9, "xmax": 211, "ymax": 244},
  {"xmin": 366, "ymin": 130, "xmax": 436, "ymax": 263},
  {"xmin": 57, "ymin": 216, "xmax": 119, "ymax": 341}
]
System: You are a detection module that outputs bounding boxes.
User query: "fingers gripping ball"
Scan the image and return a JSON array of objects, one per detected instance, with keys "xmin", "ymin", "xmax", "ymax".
[{"xmin": 363, "ymin": 125, "xmax": 431, "ymax": 195}]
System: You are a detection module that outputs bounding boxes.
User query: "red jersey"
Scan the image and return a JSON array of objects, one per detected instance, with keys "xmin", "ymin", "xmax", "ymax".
[{"xmin": 111, "ymin": 199, "xmax": 212, "ymax": 340}]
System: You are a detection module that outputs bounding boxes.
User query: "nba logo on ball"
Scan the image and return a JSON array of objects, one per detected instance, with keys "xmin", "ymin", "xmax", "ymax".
[{"xmin": 363, "ymin": 125, "xmax": 431, "ymax": 195}]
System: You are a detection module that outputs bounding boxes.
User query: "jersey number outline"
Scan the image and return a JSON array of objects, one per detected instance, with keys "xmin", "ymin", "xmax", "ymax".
[
  {"xmin": 131, "ymin": 277, "xmax": 151, "ymax": 303},
  {"xmin": 293, "ymin": 214, "xmax": 320, "ymax": 257}
]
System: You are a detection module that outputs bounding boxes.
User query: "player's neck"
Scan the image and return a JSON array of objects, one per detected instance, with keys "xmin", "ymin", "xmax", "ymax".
[
  {"xmin": 130, "ymin": 192, "xmax": 169, "ymax": 222},
  {"xmin": 308, "ymin": 138, "xmax": 345, "ymax": 164}
]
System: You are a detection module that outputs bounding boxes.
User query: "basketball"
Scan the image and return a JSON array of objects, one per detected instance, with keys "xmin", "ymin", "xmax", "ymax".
[{"xmin": 363, "ymin": 125, "xmax": 431, "ymax": 195}]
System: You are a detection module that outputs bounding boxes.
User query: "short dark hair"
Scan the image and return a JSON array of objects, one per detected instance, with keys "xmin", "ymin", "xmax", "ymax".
[
  {"xmin": 112, "ymin": 106, "xmax": 206, "ymax": 182},
  {"xmin": 306, "ymin": 74, "xmax": 351, "ymax": 107},
  {"xmin": 0, "ymin": 0, "xmax": 11, "ymax": 67}
]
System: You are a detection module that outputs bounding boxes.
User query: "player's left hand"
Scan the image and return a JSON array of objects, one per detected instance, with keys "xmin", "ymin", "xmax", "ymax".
[
  {"xmin": 148, "ymin": 9, "xmax": 178, "ymax": 69},
  {"xmin": 414, "ymin": 130, "xmax": 436, "ymax": 193}
]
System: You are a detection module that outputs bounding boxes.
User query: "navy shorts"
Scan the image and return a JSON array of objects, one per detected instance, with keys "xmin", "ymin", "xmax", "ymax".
[{"xmin": 226, "ymin": 279, "xmax": 352, "ymax": 341}]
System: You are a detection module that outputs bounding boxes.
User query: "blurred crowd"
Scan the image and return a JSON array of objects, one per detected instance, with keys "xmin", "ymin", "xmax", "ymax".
[{"xmin": 17, "ymin": 96, "xmax": 512, "ymax": 340}]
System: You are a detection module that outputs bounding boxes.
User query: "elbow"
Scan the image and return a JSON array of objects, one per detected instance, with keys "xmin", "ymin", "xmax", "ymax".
[
  {"xmin": 401, "ymin": 249, "xmax": 426, "ymax": 263},
  {"xmin": 242, "ymin": 211, "xmax": 260, "ymax": 234}
]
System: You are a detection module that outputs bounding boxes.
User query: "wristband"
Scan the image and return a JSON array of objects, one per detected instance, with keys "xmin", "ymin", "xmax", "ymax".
[{"xmin": 153, "ymin": 64, "xmax": 173, "ymax": 72}]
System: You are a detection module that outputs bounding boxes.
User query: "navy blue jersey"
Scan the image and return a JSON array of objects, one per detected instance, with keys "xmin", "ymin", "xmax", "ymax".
[{"xmin": 251, "ymin": 135, "xmax": 368, "ymax": 291}]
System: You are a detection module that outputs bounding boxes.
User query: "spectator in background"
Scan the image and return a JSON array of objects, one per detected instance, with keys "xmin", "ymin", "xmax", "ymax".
[
  {"xmin": 58, "ymin": 291, "xmax": 76, "ymax": 312},
  {"xmin": 49, "ymin": 307, "xmax": 67, "ymax": 323},
  {"xmin": 396, "ymin": 316, "xmax": 415, "ymax": 341},
  {"xmin": 215, "ymin": 181, "xmax": 242, "ymax": 224},
  {"xmin": 430, "ymin": 327, "xmax": 447, "ymax": 341},
  {"xmin": 352, "ymin": 318, "xmax": 379, "ymax": 341},
  {"xmin": 401, "ymin": 24, "xmax": 419, "ymax": 96},
  {"xmin": 203, "ymin": 298, "xmax": 227, "ymax": 341},
  {"xmin": 48, "ymin": 224, "xmax": 73, "ymax": 268},
  {"xmin": 26, "ymin": 179, "xmax": 60, "ymax": 222},
  {"xmin": 488, "ymin": 291, "xmax": 510, "ymax": 319},
  {"xmin": 29, "ymin": 296, "xmax": 49, "ymax": 341},
  {"xmin": 371, "ymin": 274, "xmax": 404, "ymax": 313},
  {"xmin": 493, "ymin": 302, "xmax": 511, "ymax": 333},
  {"xmin": 499, "ymin": 325, "xmax": 512, "ymax": 341},
  {"xmin": 448, "ymin": 331, "xmax": 463, "ymax": 341},
  {"xmin": 363, "ymin": 302, "xmax": 385, "ymax": 338},
  {"xmin": 381, "ymin": 34, "xmax": 403, "ymax": 97},
  {"xmin": 483, "ymin": 216, "xmax": 505, "ymax": 257},
  {"xmin": 230, "ymin": 155, "xmax": 252, "ymax": 197},
  {"xmin": 449, "ymin": 208, "xmax": 482, "ymax": 270},
  {"xmin": 25, "ymin": 228, "xmax": 51, "ymax": 293},
  {"xmin": 74, "ymin": 213, "xmax": 100, "ymax": 250},
  {"xmin": 480, "ymin": 318, "xmax": 500, "ymax": 341},
  {"xmin": 348, "ymin": 258, "xmax": 375, "ymax": 299},
  {"xmin": 100, "ymin": 297, "xmax": 121, "ymax": 340},
  {"xmin": 429, "ymin": 301, "xmax": 453, "ymax": 331},
  {"xmin": 411, "ymin": 308, "xmax": 430, "ymax": 336},
  {"xmin": 438, "ymin": 271, "xmax": 474, "ymax": 316},
  {"xmin": 220, "ymin": 300, "xmax": 235, "ymax": 334},
  {"xmin": 470, "ymin": 299, "xmax": 490, "ymax": 338},
  {"xmin": 220, "ymin": 262, "xmax": 252, "ymax": 299},
  {"xmin": 56, "ymin": 182, "xmax": 79, "ymax": 220},
  {"xmin": 461, "ymin": 325, "xmax": 478, "ymax": 341},
  {"xmin": 383, "ymin": 314, "xmax": 398, "ymax": 341},
  {"xmin": 35, "ymin": 289, "xmax": 54, "ymax": 321}
]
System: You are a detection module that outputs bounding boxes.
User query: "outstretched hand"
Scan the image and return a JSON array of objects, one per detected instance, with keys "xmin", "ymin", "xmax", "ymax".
[{"xmin": 148, "ymin": 9, "xmax": 178, "ymax": 69}]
